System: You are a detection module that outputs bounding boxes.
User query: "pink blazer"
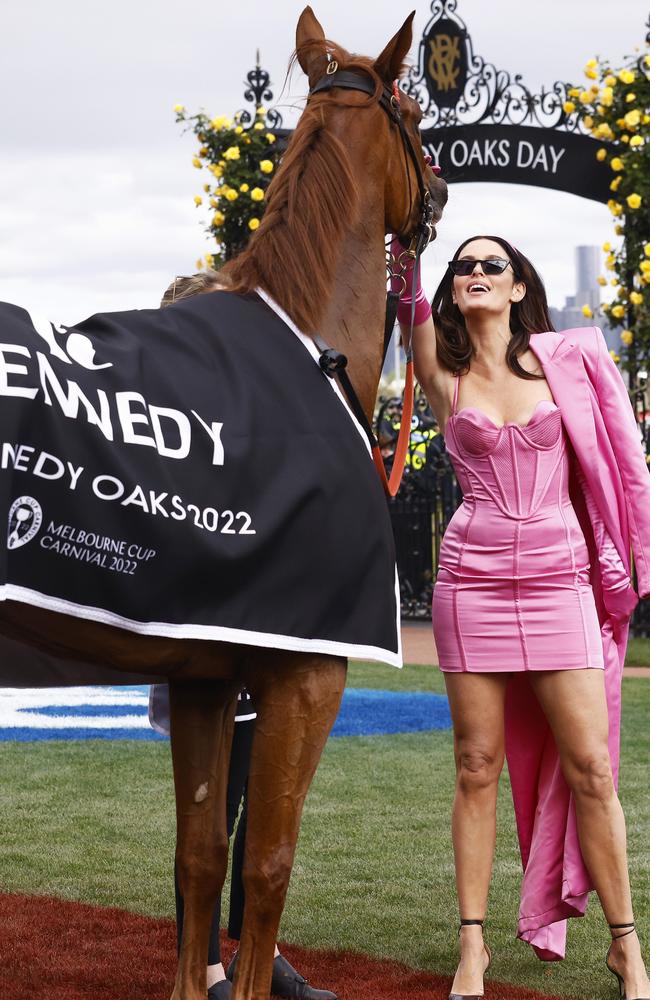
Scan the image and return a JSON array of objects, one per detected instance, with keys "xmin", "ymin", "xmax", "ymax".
[{"xmin": 505, "ymin": 327, "xmax": 650, "ymax": 960}]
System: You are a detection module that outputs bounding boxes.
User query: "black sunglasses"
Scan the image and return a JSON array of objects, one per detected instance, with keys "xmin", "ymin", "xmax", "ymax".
[{"xmin": 448, "ymin": 258, "xmax": 512, "ymax": 276}]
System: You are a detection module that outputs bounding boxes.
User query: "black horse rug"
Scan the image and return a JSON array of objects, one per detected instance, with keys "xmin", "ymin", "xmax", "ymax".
[{"xmin": 0, "ymin": 290, "xmax": 401, "ymax": 685}]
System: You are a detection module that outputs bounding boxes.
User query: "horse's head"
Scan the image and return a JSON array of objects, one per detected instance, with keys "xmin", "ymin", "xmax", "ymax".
[{"xmin": 296, "ymin": 7, "xmax": 447, "ymax": 247}]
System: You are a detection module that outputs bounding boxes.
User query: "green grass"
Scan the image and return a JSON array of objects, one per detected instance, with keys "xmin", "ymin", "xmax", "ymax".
[
  {"xmin": 0, "ymin": 663, "xmax": 649, "ymax": 999},
  {"xmin": 626, "ymin": 636, "xmax": 650, "ymax": 666}
]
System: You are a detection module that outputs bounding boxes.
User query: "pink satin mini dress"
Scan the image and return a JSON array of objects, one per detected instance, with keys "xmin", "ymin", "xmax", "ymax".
[{"xmin": 432, "ymin": 376, "xmax": 604, "ymax": 672}]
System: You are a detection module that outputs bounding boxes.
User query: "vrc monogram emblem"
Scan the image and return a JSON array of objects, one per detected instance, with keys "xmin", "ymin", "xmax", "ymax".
[{"xmin": 428, "ymin": 35, "xmax": 461, "ymax": 92}]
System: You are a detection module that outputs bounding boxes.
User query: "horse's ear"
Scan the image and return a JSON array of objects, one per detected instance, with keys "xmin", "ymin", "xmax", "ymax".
[
  {"xmin": 373, "ymin": 11, "xmax": 415, "ymax": 82},
  {"xmin": 296, "ymin": 6, "xmax": 328, "ymax": 85}
]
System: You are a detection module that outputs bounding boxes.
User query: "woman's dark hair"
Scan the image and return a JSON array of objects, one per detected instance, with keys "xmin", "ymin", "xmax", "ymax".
[{"xmin": 433, "ymin": 235, "xmax": 555, "ymax": 379}]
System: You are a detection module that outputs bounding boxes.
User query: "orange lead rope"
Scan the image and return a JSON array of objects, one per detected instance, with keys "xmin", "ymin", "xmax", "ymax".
[{"xmin": 372, "ymin": 355, "xmax": 414, "ymax": 498}]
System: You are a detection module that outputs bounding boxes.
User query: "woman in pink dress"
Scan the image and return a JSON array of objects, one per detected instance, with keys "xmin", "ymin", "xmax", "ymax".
[{"xmin": 396, "ymin": 234, "xmax": 650, "ymax": 1000}]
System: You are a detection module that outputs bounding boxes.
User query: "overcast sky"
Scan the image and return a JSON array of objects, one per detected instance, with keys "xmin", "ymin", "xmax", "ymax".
[{"xmin": 0, "ymin": 0, "xmax": 647, "ymax": 321}]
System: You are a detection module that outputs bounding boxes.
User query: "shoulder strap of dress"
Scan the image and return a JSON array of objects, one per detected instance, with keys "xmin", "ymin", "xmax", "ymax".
[{"xmin": 451, "ymin": 373, "xmax": 461, "ymax": 415}]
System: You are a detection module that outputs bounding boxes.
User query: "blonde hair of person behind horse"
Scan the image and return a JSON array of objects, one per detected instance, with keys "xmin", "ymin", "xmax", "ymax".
[{"xmin": 160, "ymin": 270, "xmax": 226, "ymax": 307}]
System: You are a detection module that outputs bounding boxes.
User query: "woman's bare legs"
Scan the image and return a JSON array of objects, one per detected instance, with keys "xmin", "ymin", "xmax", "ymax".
[
  {"xmin": 443, "ymin": 672, "xmax": 510, "ymax": 995},
  {"xmin": 529, "ymin": 668, "xmax": 650, "ymax": 998}
]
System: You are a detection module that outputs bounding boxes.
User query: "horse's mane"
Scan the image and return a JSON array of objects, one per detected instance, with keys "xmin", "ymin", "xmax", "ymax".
[{"xmin": 222, "ymin": 43, "xmax": 384, "ymax": 335}]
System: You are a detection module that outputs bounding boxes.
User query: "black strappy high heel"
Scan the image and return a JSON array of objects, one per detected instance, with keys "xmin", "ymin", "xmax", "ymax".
[
  {"xmin": 606, "ymin": 923, "xmax": 650, "ymax": 1000},
  {"xmin": 449, "ymin": 919, "xmax": 492, "ymax": 1000}
]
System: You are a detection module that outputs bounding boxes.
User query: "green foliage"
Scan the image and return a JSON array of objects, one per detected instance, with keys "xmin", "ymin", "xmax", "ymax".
[
  {"xmin": 174, "ymin": 104, "xmax": 282, "ymax": 267},
  {"xmin": 566, "ymin": 44, "xmax": 650, "ymax": 372}
]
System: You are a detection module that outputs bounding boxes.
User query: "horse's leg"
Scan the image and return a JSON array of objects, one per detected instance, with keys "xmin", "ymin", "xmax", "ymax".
[
  {"xmin": 232, "ymin": 652, "xmax": 347, "ymax": 1000},
  {"xmin": 169, "ymin": 677, "xmax": 241, "ymax": 1000}
]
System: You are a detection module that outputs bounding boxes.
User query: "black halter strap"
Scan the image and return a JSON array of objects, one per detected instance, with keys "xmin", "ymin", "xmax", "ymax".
[{"xmin": 310, "ymin": 67, "xmax": 433, "ymax": 257}]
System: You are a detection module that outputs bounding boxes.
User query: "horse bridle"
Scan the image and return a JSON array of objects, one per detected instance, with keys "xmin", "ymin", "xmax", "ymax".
[{"xmin": 307, "ymin": 64, "xmax": 435, "ymax": 497}]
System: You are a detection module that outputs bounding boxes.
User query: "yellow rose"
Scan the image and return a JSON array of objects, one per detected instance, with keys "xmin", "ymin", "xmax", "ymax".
[
  {"xmin": 239, "ymin": 183, "xmax": 250, "ymax": 192},
  {"xmin": 235, "ymin": 125, "xmax": 244, "ymax": 135},
  {"xmin": 610, "ymin": 350, "xmax": 621, "ymax": 362},
  {"xmin": 196, "ymin": 258, "xmax": 204, "ymax": 271},
  {"xmin": 193, "ymin": 195, "xmax": 203, "ymax": 206},
  {"xmin": 608, "ymin": 199, "xmax": 623, "ymax": 216},
  {"xmin": 249, "ymin": 218, "xmax": 260, "ymax": 231},
  {"xmin": 605, "ymin": 253, "xmax": 616, "ymax": 269},
  {"xmin": 584, "ymin": 68, "xmax": 598, "ymax": 80},
  {"xmin": 581, "ymin": 304, "xmax": 593, "ymax": 318},
  {"xmin": 602, "ymin": 241, "xmax": 612, "ymax": 252},
  {"xmin": 600, "ymin": 87, "xmax": 614, "ymax": 106},
  {"xmin": 644, "ymin": 244, "xmax": 650, "ymax": 257},
  {"xmin": 210, "ymin": 116, "xmax": 232, "ymax": 130},
  {"xmin": 266, "ymin": 133, "xmax": 276, "ymax": 143},
  {"xmin": 595, "ymin": 122, "xmax": 614, "ymax": 140},
  {"xmin": 223, "ymin": 146, "xmax": 240, "ymax": 160},
  {"xmin": 213, "ymin": 212, "xmax": 226, "ymax": 227},
  {"xmin": 603, "ymin": 302, "xmax": 611, "ymax": 310},
  {"xmin": 645, "ymin": 54, "xmax": 650, "ymax": 67},
  {"xmin": 630, "ymin": 291, "xmax": 644, "ymax": 305},
  {"xmin": 605, "ymin": 74, "xmax": 617, "ymax": 86},
  {"xmin": 253, "ymin": 122, "xmax": 264, "ymax": 131},
  {"xmin": 597, "ymin": 276, "xmax": 607, "ymax": 286},
  {"xmin": 626, "ymin": 193, "xmax": 642, "ymax": 209},
  {"xmin": 209, "ymin": 198, "xmax": 218, "ymax": 208},
  {"xmin": 630, "ymin": 135, "xmax": 644, "ymax": 147},
  {"xmin": 583, "ymin": 115, "xmax": 594, "ymax": 128},
  {"xmin": 256, "ymin": 106, "xmax": 266, "ymax": 117},
  {"xmin": 611, "ymin": 304, "xmax": 626, "ymax": 318},
  {"xmin": 250, "ymin": 187, "xmax": 265, "ymax": 202},
  {"xmin": 259, "ymin": 160, "xmax": 274, "ymax": 174},
  {"xmin": 620, "ymin": 329, "xmax": 634, "ymax": 345},
  {"xmin": 563, "ymin": 101, "xmax": 576, "ymax": 114},
  {"xmin": 568, "ymin": 87, "xmax": 581, "ymax": 97},
  {"xmin": 586, "ymin": 58, "xmax": 598, "ymax": 68},
  {"xmin": 626, "ymin": 92, "xmax": 636, "ymax": 103},
  {"xmin": 639, "ymin": 260, "xmax": 650, "ymax": 273},
  {"xmin": 173, "ymin": 103, "xmax": 185, "ymax": 113},
  {"xmin": 624, "ymin": 109, "xmax": 641, "ymax": 128},
  {"xmin": 192, "ymin": 157, "xmax": 202, "ymax": 169},
  {"xmin": 615, "ymin": 225, "xmax": 624, "ymax": 235},
  {"xmin": 596, "ymin": 148, "xmax": 607, "ymax": 161},
  {"xmin": 610, "ymin": 157, "xmax": 625, "ymax": 171},
  {"xmin": 618, "ymin": 69, "xmax": 636, "ymax": 84},
  {"xmin": 579, "ymin": 90, "xmax": 591, "ymax": 104},
  {"xmin": 203, "ymin": 183, "xmax": 210, "ymax": 192},
  {"xmin": 610, "ymin": 279, "xmax": 618, "ymax": 287},
  {"xmin": 621, "ymin": 134, "xmax": 630, "ymax": 144},
  {"xmin": 224, "ymin": 188, "xmax": 239, "ymax": 201},
  {"xmin": 205, "ymin": 253, "xmax": 215, "ymax": 269},
  {"xmin": 610, "ymin": 177, "xmax": 622, "ymax": 192},
  {"xmin": 209, "ymin": 164, "xmax": 223, "ymax": 178}
]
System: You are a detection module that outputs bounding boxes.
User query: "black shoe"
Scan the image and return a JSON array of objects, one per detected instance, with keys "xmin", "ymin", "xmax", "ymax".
[
  {"xmin": 208, "ymin": 981, "xmax": 232, "ymax": 1000},
  {"xmin": 226, "ymin": 951, "xmax": 338, "ymax": 1000},
  {"xmin": 271, "ymin": 954, "xmax": 337, "ymax": 1000},
  {"xmin": 606, "ymin": 923, "xmax": 650, "ymax": 1000},
  {"xmin": 449, "ymin": 919, "xmax": 491, "ymax": 1000}
]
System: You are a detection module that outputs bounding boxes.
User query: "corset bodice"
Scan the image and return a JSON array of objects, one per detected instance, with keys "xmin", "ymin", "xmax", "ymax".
[{"xmin": 444, "ymin": 400, "xmax": 566, "ymax": 520}]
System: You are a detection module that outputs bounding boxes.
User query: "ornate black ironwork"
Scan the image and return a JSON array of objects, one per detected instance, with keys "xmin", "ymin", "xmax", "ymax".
[
  {"xmin": 403, "ymin": 0, "xmax": 584, "ymax": 133},
  {"xmin": 235, "ymin": 52, "xmax": 284, "ymax": 130}
]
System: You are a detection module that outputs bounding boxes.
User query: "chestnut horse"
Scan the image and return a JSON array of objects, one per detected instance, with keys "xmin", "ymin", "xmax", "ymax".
[{"xmin": 0, "ymin": 7, "xmax": 446, "ymax": 999}]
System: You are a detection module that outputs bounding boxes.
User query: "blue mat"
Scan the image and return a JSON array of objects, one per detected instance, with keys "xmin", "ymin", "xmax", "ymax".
[{"xmin": 0, "ymin": 686, "xmax": 450, "ymax": 741}]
